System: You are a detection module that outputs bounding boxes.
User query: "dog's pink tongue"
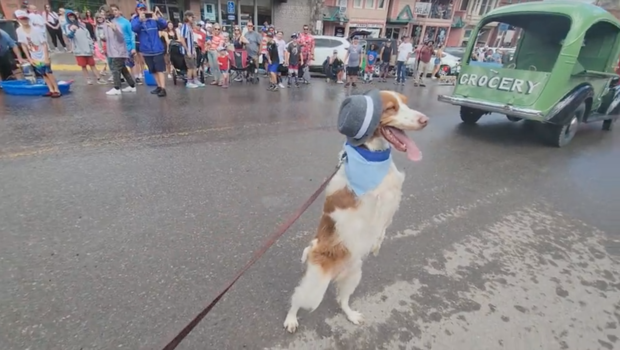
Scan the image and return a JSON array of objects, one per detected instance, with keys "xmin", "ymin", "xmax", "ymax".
[{"xmin": 391, "ymin": 128, "xmax": 422, "ymax": 161}]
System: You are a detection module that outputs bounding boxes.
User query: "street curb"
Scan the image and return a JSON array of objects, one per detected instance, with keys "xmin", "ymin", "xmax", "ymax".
[{"xmin": 53, "ymin": 64, "xmax": 106, "ymax": 72}]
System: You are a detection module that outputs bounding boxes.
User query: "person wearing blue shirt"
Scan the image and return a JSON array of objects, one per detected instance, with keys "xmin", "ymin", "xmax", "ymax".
[
  {"xmin": 0, "ymin": 29, "xmax": 25, "ymax": 80},
  {"xmin": 131, "ymin": 4, "xmax": 168, "ymax": 96}
]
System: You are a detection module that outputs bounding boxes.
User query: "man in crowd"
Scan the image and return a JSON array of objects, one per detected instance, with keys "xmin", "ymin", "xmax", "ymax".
[
  {"xmin": 343, "ymin": 35, "xmax": 362, "ymax": 88},
  {"xmin": 131, "ymin": 3, "xmax": 168, "ymax": 96},
  {"xmin": 395, "ymin": 36, "xmax": 412, "ymax": 85},
  {"xmin": 178, "ymin": 10, "xmax": 202, "ymax": 88},
  {"xmin": 275, "ymin": 30, "xmax": 286, "ymax": 89},
  {"xmin": 101, "ymin": 4, "xmax": 137, "ymax": 95},
  {"xmin": 297, "ymin": 24, "xmax": 314, "ymax": 84},
  {"xmin": 244, "ymin": 21, "xmax": 262, "ymax": 76},
  {"xmin": 0, "ymin": 28, "xmax": 25, "ymax": 81},
  {"xmin": 415, "ymin": 40, "xmax": 434, "ymax": 87}
]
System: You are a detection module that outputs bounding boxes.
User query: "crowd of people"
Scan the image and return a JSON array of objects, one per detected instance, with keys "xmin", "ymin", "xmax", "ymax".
[
  {"xmin": 0, "ymin": 0, "xmax": 458, "ymax": 98},
  {"xmin": 0, "ymin": 1, "xmax": 316, "ymax": 96}
]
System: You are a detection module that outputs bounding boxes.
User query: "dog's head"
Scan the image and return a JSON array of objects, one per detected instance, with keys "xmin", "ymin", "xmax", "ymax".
[{"xmin": 364, "ymin": 90, "xmax": 428, "ymax": 161}]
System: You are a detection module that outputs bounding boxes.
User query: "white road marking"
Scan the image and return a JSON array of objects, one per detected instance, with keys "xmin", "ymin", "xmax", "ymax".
[{"xmin": 268, "ymin": 204, "xmax": 620, "ymax": 350}]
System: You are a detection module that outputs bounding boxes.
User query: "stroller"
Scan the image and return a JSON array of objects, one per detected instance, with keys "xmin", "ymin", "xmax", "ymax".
[
  {"xmin": 169, "ymin": 42, "xmax": 204, "ymax": 85},
  {"xmin": 229, "ymin": 49, "xmax": 259, "ymax": 84}
]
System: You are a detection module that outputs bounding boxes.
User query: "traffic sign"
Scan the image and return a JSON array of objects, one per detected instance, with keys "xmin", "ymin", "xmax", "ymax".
[
  {"xmin": 227, "ymin": 1, "xmax": 235, "ymax": 14},
  {"xmin": 227, "ymin": 14, "xmax": 236, "ymax": 20},
  {"xmin": 498, "ymin": 23, "xmax": 509, "ymax": 33}
]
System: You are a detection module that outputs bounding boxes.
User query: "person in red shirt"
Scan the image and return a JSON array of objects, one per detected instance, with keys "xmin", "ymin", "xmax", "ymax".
[
  {"xmin": 193, "ymin": 25, "xmax": 206, "ymax": 74},
  {"xmin": 217, "ymin": 47, "xmax": 230, "ymax": 88},
  {"xmin": 297, "ymin": 24, "xmax": 315, "ymax": 84},
  {"xmin": 416, "ymin": 41, "xmax": 434, "ymax": 86}
]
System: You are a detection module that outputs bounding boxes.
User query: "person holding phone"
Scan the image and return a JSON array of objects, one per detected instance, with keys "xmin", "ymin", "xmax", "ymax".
[{"xmin": 131, "ymin": 4, "xmax": 168, "ymax": 96}]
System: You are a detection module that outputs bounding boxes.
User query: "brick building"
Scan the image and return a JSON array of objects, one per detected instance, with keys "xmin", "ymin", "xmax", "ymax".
[{"xmin": 0, "ymin": 0, "xmax": 314, "ymax": 37}]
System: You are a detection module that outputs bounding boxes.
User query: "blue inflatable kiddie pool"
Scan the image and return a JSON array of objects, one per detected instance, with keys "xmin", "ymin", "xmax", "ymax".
[{"xmin": 0, "ymin": 79, "xmax": 73, "ymax": 96}]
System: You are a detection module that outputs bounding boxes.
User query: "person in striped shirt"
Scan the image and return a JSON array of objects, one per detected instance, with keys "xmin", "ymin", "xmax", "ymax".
[{"xmin": 178, "ymin": 11, "xmax": 203, "ymax": 88}]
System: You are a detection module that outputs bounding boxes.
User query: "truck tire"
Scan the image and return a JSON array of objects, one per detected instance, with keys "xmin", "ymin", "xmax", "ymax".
[
  {"xmin": 460, "ymin": 107, "xmax": 483, "ymax": 124},
  {"xmin": 544, "ymin": 103, "xmax": 585, "ymax": 147},
  {"xmin": 602, "ymin": 118, "xmax": 615, "ymax": 131}
]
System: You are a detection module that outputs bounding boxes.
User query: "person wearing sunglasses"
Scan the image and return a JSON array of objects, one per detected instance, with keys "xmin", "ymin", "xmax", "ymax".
[
  {"xmin": 297, "ymin": 24, "xmax": 314, "ymax": 84},
  {"xmin": 206, "ymin": 23, "xmax": 224, "ymax": 85}
]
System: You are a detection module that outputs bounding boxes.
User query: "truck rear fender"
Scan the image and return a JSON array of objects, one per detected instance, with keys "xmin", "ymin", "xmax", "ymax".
[{"xmin": 546, "ymin": 84, "xmax": 594, "ymax": 125}]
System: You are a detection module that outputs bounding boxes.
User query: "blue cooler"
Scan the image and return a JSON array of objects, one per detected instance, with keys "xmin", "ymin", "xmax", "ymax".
[{"xmin": 143, "ymin": 70, "xmax": 157, "ymax": 86}]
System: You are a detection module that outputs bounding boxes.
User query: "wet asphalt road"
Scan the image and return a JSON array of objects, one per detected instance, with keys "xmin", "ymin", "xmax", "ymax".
[{"xmin": 1, "ymin": 77, "xmax": 619, "ymax": 350}]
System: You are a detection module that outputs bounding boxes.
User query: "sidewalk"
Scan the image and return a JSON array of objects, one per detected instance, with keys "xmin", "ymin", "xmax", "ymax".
[{"xmin": 50, "ymin": 52, "xmax": 106, "ymax": 71}]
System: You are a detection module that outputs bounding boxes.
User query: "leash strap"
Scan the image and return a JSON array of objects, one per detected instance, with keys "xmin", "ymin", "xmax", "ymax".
[{"xmin": 161, "ymin": 161, "xmax": 344, "ymax": 350}]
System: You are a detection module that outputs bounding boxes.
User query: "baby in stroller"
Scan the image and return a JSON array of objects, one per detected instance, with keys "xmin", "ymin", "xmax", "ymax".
[
  {"xmin": 168, "ymin": 40, "xmax": 204, "ymax": 85},
  {"xmin": 229, "ymin": 48, "xmax": 259, "ymax": 84}
]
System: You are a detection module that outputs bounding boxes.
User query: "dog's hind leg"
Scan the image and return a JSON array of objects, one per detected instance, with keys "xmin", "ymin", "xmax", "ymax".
[
  {"xmin": 334, "ymin": 260, "xmax": 364, "ymax": 325},
  {"xmin": 283, "ymin": 263, "xmax": 331, "ymax": 333}
]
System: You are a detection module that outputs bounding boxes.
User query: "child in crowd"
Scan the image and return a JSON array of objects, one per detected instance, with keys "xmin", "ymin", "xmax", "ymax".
[
  {"xmin": 364, "ymin": 43, "xmax": 378, "ymax": 84},
  {"xmin": 65, "ymin": 10, "xmax": 104, "ymax": 85},
  {"xmin": 285, "ymin": 33, "xmax": 302, "ymax": 88},
  {"xmin": 15, "ymin": 10, "xmax": 61, "ymax": 97},
  {"xmin": 265, "ymin": 32, "xmax": 279, "ymax": 91},
  {"xmin": 217, "ymin": 47, "xmax": 230, "ymax": 88},
  {"xmin": 94, "ymin": 15, "xmax": 108, "ymax": 76}
]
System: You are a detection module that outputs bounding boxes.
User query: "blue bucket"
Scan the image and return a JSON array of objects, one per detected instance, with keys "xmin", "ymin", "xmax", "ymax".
[{"xmin": 143, "ymin": 70, "xmax": 157, "ymax": 86}]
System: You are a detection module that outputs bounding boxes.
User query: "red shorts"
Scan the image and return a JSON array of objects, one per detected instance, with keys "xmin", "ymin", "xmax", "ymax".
[{"xmin": 75, "ymin": 56, "xmax": 96, "ymax": 67}]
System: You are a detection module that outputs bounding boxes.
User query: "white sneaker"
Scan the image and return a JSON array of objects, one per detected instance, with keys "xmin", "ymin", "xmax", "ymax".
[
  {"xmin": 87, "ymin": 80, "xmax": 93, "ymax": 85},
  {"xmin": 278, "ymin": 83, "xmax": 286, "ymax": 88},
  {"xmin": 194, "ymin": 81, "xmax": 205, "ymax": 87},
  {"xmin": 122, "ymin": 86, "xmax": 136, "ymax": 93},
  {"xmin": 337, "ymin": 80, "xmax": 344, "ymax": 84},
  {"xmin": 186, "ymin": 82, "xmax": 198, "ymax": 88},
  {"xmin": 108, "ymin": 76, "xmax": 114, "ymax": 82},
  {"xmin": 167, "ymin": 74, "xmax": 172, "ymax": 79},
  {"xmin": 106, "ymin": 88, "xmax": 121, "ymax": 95}
]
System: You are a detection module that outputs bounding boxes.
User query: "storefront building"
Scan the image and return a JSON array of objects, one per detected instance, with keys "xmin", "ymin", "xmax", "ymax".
[
  {"xmin": 322, "ymin": 0, "xmax": 390, "ymax": 38},
  {"xmin": 387, "ymin": 0, "xmax": 461, "ymax": 45},
  {"xmin": 0, "ymin": 0, "xmax": 309, "ymax": 36}
]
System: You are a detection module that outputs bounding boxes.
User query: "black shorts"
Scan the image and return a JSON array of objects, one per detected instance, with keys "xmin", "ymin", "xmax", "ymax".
[
  {"xmin": 144, "ymin": 53, "xmax": 166, "ymax": 73},
  {"xmin": 346, "ymin": 66, "xmax": 359, "ymax": 75}
]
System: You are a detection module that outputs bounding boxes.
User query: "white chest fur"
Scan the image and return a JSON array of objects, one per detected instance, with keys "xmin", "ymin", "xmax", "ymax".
[{"xmin": 326, "ymin": 161, "xmax": 405, "ymax": 260}]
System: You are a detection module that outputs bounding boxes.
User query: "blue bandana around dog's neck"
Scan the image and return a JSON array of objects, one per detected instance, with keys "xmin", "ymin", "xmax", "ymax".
[{"xmin": 343, "ymin": 142, "xmax": 392, "ymax": 197}]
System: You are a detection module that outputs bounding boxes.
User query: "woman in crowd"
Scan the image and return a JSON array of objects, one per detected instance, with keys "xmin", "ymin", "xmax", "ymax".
[
  {"xmin": 431, "ymin": 44, "xmax": 444, "ymax": 79},
  {"xmin": 161, "ymin": 21, "xmax": 178, "ymax": 78},
  {"xmin": 206, "ymin": 23, "xmax": 224, "ymax": 85},
  {"xmin": 43, "ymin": 4, "xmax": 67, "ymax": 52}
]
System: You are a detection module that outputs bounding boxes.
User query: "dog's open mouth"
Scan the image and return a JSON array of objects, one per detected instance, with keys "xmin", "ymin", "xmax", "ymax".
[{"xmin": 381, "ymin": 126, "xmax": 422, "ymax": 161}]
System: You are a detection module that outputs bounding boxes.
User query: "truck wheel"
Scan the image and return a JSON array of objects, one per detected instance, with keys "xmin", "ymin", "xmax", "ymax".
[
  {"xmin": 460, "ymin": 107, "xmax": 483, "ymax": 124},
  {"xmin": 602, "ymin": 118, "xmax": 615, "ymax": 131},
  {"xmin": 544, "ymin": 103, "xmax": 585, "ymax": 147},
  {"xmin": 506, "ymin": 116, "xmax": 521, "ymax": 122}
]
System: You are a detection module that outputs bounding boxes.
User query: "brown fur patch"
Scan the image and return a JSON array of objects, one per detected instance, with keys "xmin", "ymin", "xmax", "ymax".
[
  {"xmin": 308, "ymin": 188, "xmax": 356, "ymax": 274},
  {"xmin": 378, "ymin": 91, "xmax": 401, "ymax": 130}
]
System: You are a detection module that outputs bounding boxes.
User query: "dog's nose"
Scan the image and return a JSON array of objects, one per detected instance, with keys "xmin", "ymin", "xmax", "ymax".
[{"xmin": 418, "ymin": 115, "xmax": 429, "ymax": 126}]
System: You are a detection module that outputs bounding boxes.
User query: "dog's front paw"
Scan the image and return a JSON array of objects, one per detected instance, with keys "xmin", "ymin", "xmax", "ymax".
[
  {"xmin": 283, "ymin": 315, "xmax": 299, "ymax": 333},
  {"xmin": 346, "ymin": 310, "xmax": 364, "ymax": 325}
]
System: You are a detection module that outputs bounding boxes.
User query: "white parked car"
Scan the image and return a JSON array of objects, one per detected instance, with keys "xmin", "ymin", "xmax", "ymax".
[{"xmin": 307, "ymin": 36, "xmax": 350, "ymax": 71}]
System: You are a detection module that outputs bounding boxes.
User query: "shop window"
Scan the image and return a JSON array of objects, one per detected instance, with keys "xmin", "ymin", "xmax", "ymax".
[
  {"xmin": 460, "ymin": 0, "xmax": 469, "ymax": 11},
  {"xmin": 365, "ymin": 0, "xmax": 375, "ymax": 8},
  {"xmin": 377, "ymin": 0, "xmax": 386, "ymax": 9},
  {"xmin": 353, "ymin": 0, "xmax": 363, "ymax": 8},
  {"xmin": 201, "ymin": 2, "xmax": 218, "ymax": 23}
]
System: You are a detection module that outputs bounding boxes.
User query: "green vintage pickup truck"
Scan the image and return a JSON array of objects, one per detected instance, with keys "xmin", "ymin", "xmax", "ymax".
[{"xmin": 438, "ymin": 1, "xmax": 620, "ymax": 147}]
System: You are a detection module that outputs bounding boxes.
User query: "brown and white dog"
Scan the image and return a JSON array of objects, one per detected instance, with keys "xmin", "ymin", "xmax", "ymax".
[{"xmin": 283, "ymin": 90, "xmax": 428, "ymax": 333}]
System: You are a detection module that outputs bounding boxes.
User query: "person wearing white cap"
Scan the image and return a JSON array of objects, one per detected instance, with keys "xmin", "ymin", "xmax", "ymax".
[{"xmin": 15, "ymin": 9, "xmax": 61, "ymax": 97}]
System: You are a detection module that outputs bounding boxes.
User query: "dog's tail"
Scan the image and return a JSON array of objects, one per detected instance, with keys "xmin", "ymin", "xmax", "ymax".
[{"xmin": 301, "ymin": 239, "xmax": 318, "ymax": 263}]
